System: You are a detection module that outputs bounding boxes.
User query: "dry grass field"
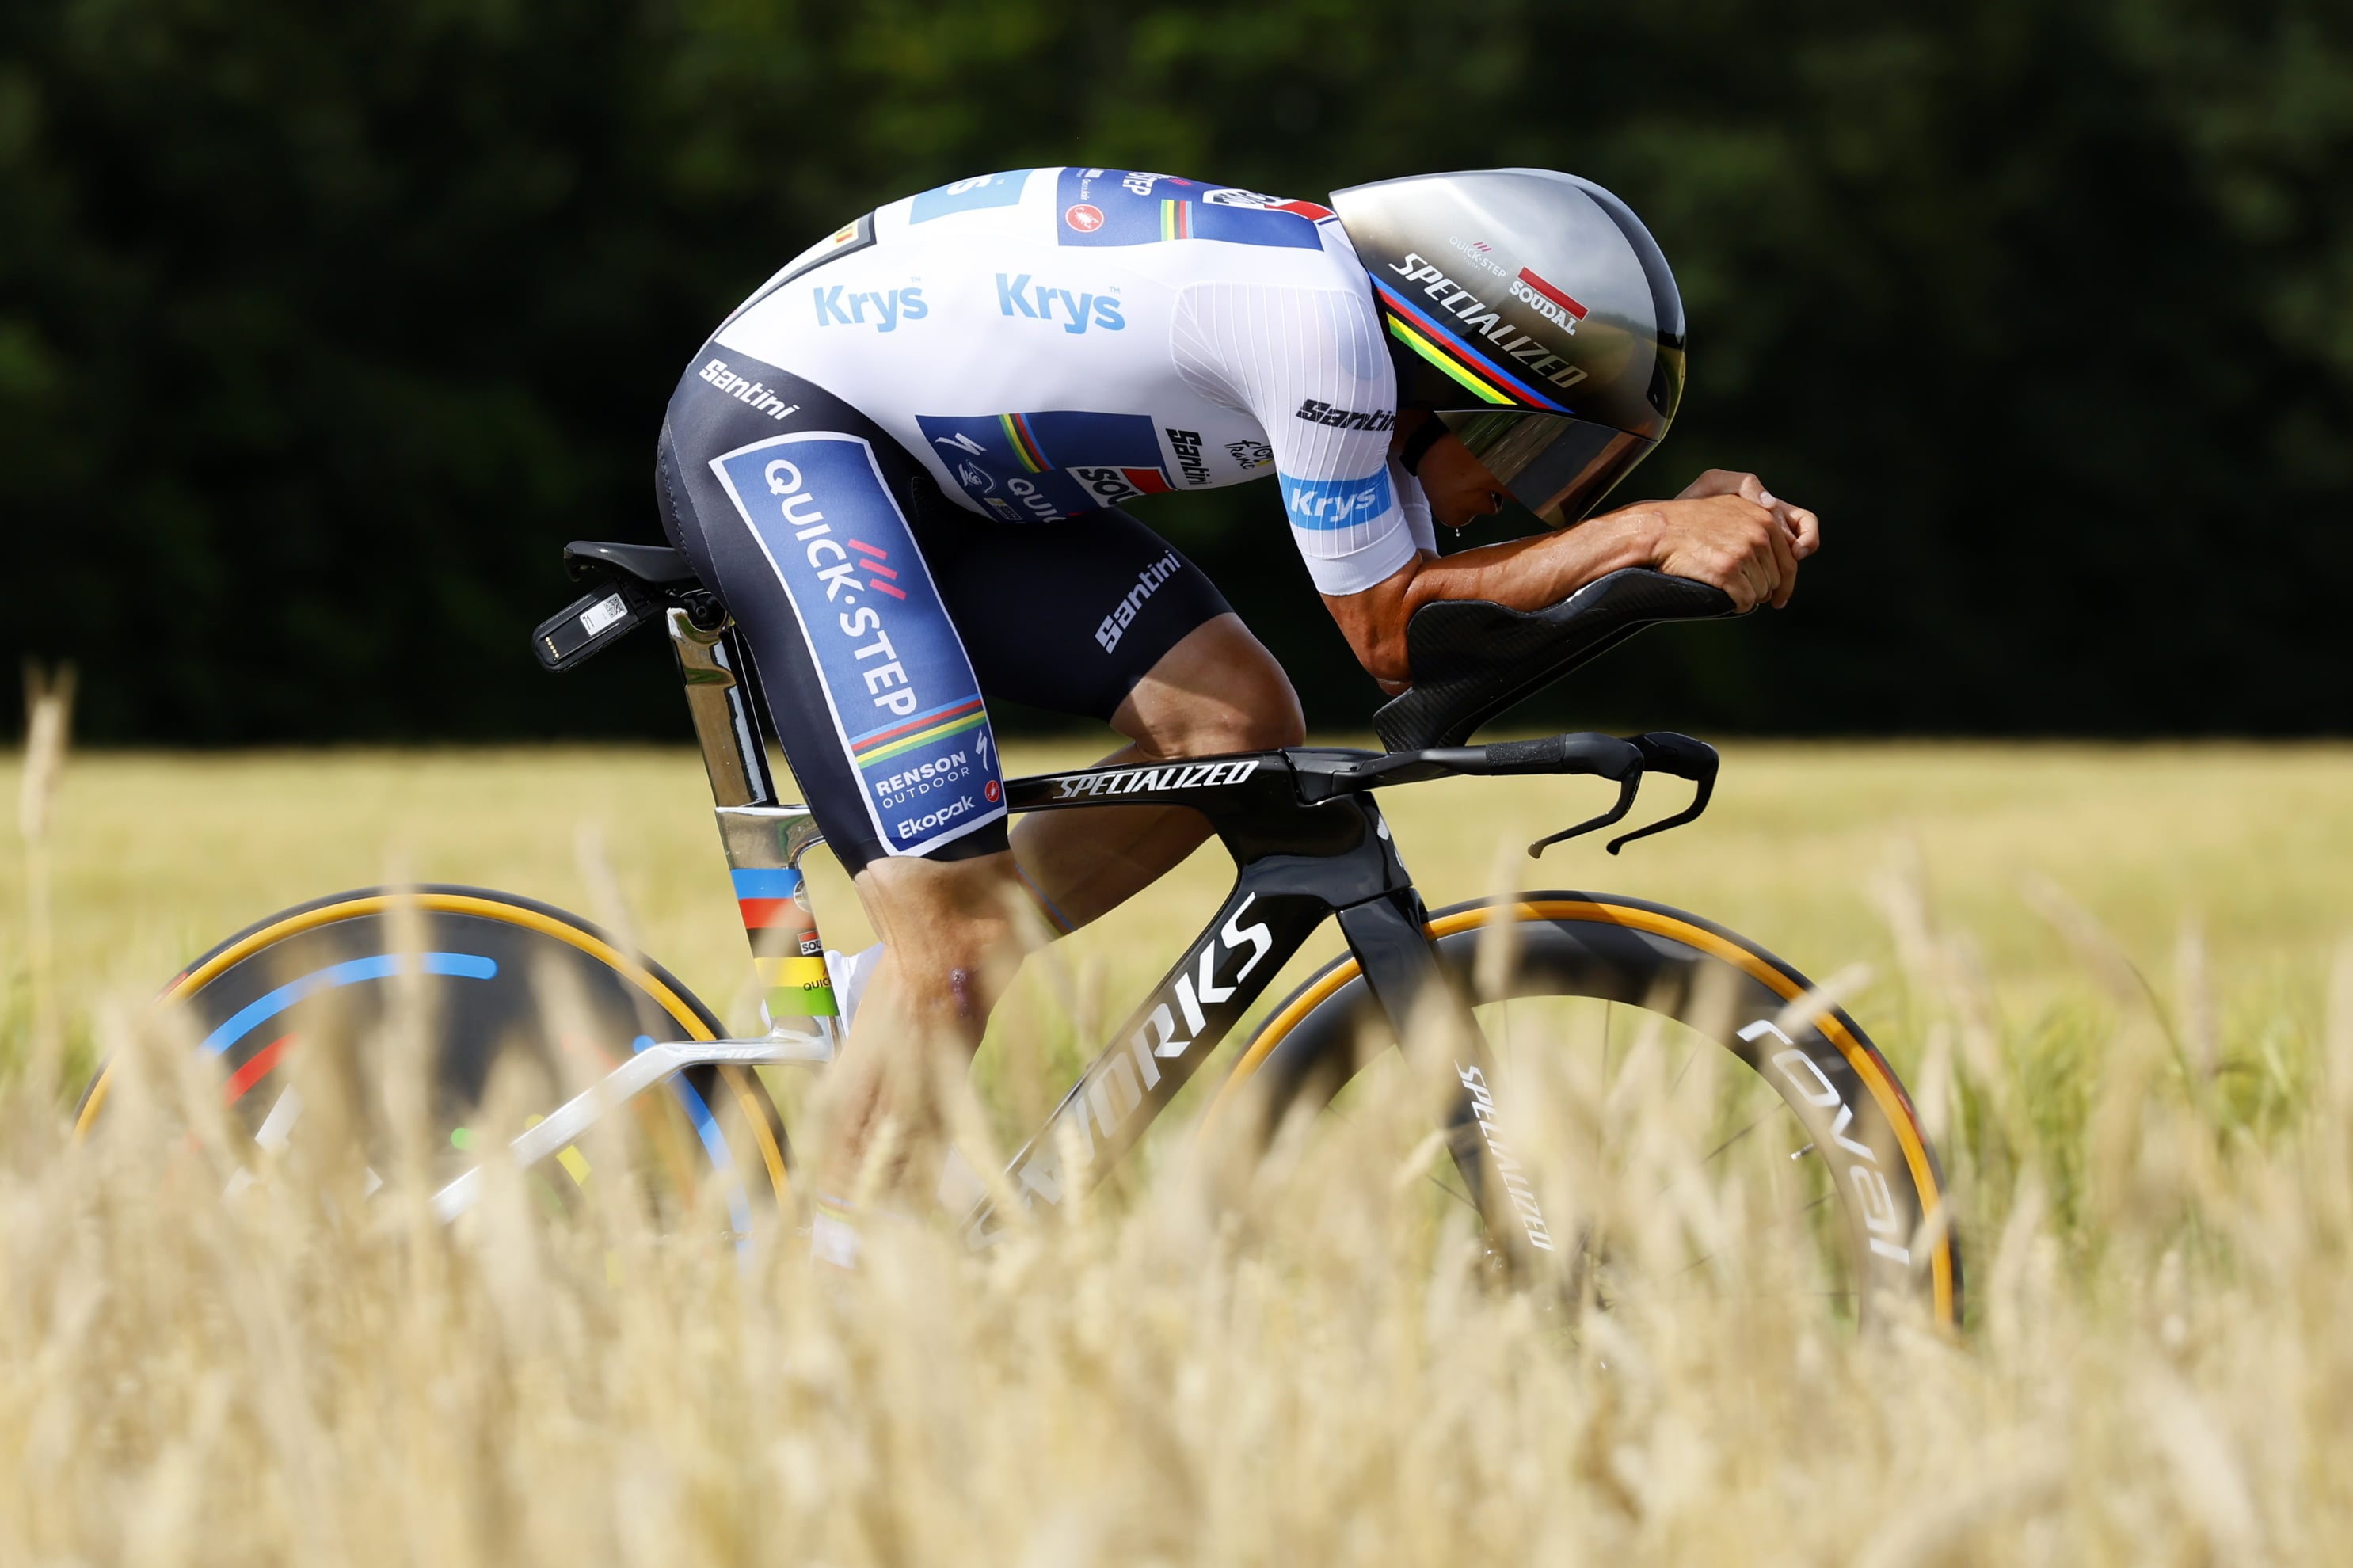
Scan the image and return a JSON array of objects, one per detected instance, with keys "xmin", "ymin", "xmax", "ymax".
[{"xmin": 3, "ymin": 736, "xmax": 2351, "ymax": 1562}]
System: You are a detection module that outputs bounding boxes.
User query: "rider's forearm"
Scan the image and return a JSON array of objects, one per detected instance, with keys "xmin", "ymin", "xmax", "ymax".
[
  {"xmin": 1401, "ymin": 506, "xmax": 1666, "ymax": 615},
  {"xmin": 1326, "ymin": 507, "xmax": 1666, "ymax": 685}
]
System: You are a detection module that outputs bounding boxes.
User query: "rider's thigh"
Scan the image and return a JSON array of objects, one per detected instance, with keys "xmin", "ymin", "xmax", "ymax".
[
  {"xmin": 1113, "ymin": 613, "xmax": 1306, "ymax": 760},
  {"xmin": 920, "ymin": 503, "xmax": 1241, "ymax": 724},
  {"xmin": 655, "ymin": 352, "xmax": 1011, "ymax": 877}
]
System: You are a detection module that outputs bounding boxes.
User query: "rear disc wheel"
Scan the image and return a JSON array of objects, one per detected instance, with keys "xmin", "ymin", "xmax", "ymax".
[{"xmin": 78, "ymin": 885, "xmax": 791, "ymax": 1241}]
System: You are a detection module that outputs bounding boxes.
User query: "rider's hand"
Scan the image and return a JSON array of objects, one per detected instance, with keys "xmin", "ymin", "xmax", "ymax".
[
  {"xmin": 1677, "ymin": 468, "xmax": 1822, "ymax": 560},
  {"xmin": 1639, "ymin": 492, "xmax": 1800, "ymax": 611}
]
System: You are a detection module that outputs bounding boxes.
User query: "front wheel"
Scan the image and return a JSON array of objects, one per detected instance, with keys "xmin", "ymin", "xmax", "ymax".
[
  {"xmin": 1209, "ymin": 892, "xmax": 1960, "ymax": 1328},
  {"xmin": 77, "ymin": 886, "xmax": 792, "ymax": 1241}
]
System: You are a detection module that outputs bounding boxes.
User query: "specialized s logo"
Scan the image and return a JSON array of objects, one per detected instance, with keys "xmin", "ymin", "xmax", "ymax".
[
  {"xmin": 996, "ymin": 273, "xmax": 1125, "ymax": 334},
  {"xmin": 813, "ymin": 284, "xmax": 928, "ymax": 333},
  {"xmin": 908, "ymin": 170, "xmax": 1031, "ymax": 223},
  {"xmin": 1279, "ymin": 470, "xmax": 1394, "ymax": 531}
]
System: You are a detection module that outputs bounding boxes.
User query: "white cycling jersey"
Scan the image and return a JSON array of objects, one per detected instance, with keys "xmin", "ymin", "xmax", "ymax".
[{"xmin": 706, "ymin": 167, "xmax": 1437, "ymax": 597}]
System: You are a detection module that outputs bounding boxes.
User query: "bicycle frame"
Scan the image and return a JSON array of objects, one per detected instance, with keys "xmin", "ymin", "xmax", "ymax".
[
  {"xmin": 967, "ymin": 750, "xmax": 1522, "ymax": 1250},
  {"xmin": 437, "ymin": 607, "xmax": 1543, "ymax": 1256}
]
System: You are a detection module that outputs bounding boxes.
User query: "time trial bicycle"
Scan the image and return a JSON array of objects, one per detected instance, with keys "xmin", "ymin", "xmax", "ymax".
[{"xmin": 76, "ymin": 542, "xmax": 1960, "ymax": 1326}]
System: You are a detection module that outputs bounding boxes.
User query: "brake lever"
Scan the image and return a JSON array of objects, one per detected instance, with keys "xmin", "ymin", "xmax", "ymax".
[
  {"xmin": 1525, "ymin": 772, "xmax": 1643, "ymax": 859},
  {"xmin": 1604, "ymin": 732, "xmax": 1719, "ymax": 854}
]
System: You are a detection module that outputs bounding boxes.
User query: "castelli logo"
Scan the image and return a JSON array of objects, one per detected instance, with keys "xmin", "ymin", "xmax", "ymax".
[
  {"xmin": 984, "ymin": 778, "xmax": 1002, "ymax": 803},
  {"xmin": 1064, "ymin": 204, "xmax": 1105, "ymax": 233}
]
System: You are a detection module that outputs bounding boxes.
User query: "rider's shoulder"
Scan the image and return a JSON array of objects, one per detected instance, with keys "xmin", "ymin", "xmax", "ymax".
[{"xmin": 866, "ymin": 167, "xmax": 1359, "ymax": 277}]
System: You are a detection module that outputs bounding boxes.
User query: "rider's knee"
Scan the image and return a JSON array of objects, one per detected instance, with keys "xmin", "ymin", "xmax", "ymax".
[
  {"xmin": 1193, "ymin": 663, "xmax": 1306, "ymax": 754},
  {"xmin": 1217, "ymin": 683, "xmax": 1307, "ymax": 752},
  {"xmin": 1129, "ymin": 622, "xmax": 1306, "ymax": 759}
]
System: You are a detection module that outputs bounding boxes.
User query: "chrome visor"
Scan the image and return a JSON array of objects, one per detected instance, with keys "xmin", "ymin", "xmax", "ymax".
[{"xmin": 1437, "ymin": 410, "xmax": 1656, "ymax": 528}]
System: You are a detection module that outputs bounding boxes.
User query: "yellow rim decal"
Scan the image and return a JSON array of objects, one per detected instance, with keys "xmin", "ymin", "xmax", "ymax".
[
  {"xmin": 721, "ymin": 1064, "xmax": 791, "ymax": 1208},
  {"xmin": 1205, "ymin": 898, "xmax": 1955, "ymax": 1322}
]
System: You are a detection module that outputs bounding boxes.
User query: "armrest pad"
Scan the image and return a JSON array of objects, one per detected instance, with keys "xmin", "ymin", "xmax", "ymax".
[{"xmin": 1370, "ymin": 569, "xmax": 1738, "ymax": 751}]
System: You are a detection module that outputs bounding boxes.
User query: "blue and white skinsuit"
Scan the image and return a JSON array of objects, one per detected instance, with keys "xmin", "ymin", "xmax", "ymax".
[{"xmin": 657, "ymin": 166, "xmax": 1434, "ymax": 872}]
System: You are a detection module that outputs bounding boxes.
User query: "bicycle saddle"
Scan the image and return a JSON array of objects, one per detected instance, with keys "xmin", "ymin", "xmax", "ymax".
[
  {"xmin": 1373, "ymin": 568, "xmax": 1741, "ymax": 752},
  {"xmin": 562, "ymin": 539, "xmax": 702, "ymax": 592}
]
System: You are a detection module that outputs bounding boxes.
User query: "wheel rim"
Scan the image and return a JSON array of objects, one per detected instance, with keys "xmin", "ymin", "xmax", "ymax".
[
  {"xmin": 80, "ymin": 887, "xmax": 791, "ymax": 1234},
  {"xmin": 1210, "ymin": 894, "xmax": 1959, "ymax": 1327}
]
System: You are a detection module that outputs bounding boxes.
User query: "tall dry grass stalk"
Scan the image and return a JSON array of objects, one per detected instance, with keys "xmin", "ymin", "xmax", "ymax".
[
  {"xmin": 6, "ymin": 756, "xmax": 2353, "ymax": 1562},
  {"xmin": 16, "ymin": 661, "xmax": 74, "ymax": 1106}
]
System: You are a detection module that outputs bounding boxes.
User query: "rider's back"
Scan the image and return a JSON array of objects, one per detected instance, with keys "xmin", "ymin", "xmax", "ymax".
[{"xmin": 706, "ymin": 167, "xmax": 1432, "ymax": 596}]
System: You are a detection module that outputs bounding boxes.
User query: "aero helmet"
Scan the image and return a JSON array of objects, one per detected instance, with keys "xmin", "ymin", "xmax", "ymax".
[{"xmin": 1331, "ymin": 169, "xmax": 1684, "ymax": 527}]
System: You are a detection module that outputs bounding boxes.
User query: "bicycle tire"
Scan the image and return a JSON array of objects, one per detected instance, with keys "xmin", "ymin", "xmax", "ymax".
[
  {"xmin": 1206, "ymin": 892, "xmax": 1960, "ymax": 1327},
  {"xmin": 75, "ymin": 885, "xmax": 791, "ymax": 1234}
]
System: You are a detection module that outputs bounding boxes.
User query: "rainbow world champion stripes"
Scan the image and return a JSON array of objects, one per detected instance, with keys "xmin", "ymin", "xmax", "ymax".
[
  {"xmin": 730, "ymin": 867, "xmax": 837, "ymax": 1020},
  {"xmin": 1373, "ymin": 279, "xmax": 1572, "ymax": 413},
  {"xmin": 849, "ymin": 695, "xmax": 989, "ymax": 769}
]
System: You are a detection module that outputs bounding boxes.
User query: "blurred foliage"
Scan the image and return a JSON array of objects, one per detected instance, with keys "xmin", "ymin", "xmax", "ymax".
[{"xmin": 3, "ymin": 0, "xmax": 2349, "ymax": 741}]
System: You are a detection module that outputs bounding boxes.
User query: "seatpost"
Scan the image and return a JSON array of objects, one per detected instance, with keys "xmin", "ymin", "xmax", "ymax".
[{"xmin": 667, "ymin": 608, "xmax": 841, "ymax": 1044}]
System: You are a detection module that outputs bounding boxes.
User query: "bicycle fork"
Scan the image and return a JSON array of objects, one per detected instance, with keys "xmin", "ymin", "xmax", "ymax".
[{"xmin": 1336, "ymin": 892, "xmax": 1559, "ymax": 1266}]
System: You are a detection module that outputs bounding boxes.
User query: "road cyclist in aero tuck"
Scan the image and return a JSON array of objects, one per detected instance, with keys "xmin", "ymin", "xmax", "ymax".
[{"xmin": 656, "ymin": 166, "xmax": 1818, "ymax": 1258}]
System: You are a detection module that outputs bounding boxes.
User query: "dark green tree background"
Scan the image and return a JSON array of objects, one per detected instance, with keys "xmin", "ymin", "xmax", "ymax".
[{"xmin": 4, "ymin": 0, "xmax": 2348, "ymax": 741}]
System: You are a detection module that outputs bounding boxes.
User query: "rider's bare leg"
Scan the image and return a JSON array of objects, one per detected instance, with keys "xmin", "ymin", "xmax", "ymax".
[
  {"xmin": 809, "ymin": 848, "xmax": 1027, "ymax": 1201},
  {"xmin": 1010, "ymin": 612, "xmax": 1304, "ymax": 931},
  {"xmin": 810, "ymin": 614, "xmax": 1301, "ymax": 1202}
]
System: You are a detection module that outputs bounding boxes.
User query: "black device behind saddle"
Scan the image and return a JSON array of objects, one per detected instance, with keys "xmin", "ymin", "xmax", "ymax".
[
  {"xmin": 1372, "ymin": 568, "xmax": 1741, "ymax": 752},
  {"xmin": 532, "ymin": 540, "xmax": 712, "ymax": 674}
]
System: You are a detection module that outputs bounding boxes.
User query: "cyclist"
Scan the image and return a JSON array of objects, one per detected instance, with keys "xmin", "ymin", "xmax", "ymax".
[{"xmin": 656, "ymin": 167, "xmax": 1818, "ymax": 1210}]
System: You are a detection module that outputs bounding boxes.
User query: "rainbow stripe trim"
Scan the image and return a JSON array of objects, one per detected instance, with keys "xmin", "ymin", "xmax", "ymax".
[
  {"xmin": 998, "ymin": 412, "xmax": 1051, "ymax": 472},
  {"xmin": 1159, "ymin": 199, "xmax": 1192, "ymax": 242},
  {"xmin": 758, "ymin": 946, "xmax": 836, "ymax": 1018},
  {"xmin": 1373, "ymin": 279, "xmax": 1572, "ymax": 413},
  {"xmin": 736, "ymin": 897, "xmax": 802, "ymax": 930},
  {"xmin": 756, "ymin": 954, "xmax": 832, "ymax": 988},
  {"xmin": 848, "ymin": 696, "xmax": 988, "ymax": 767},
  {"xmin": 726, "ymin": 868, "xmax": 838, "ymax": 1019},
  {"xmin": 201, "ymin": 952, "xmax": 497, "ymax": 1056},
  {"xmin": 729, "ymin": 868, "xmax": 800, "ymax": 899}
]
